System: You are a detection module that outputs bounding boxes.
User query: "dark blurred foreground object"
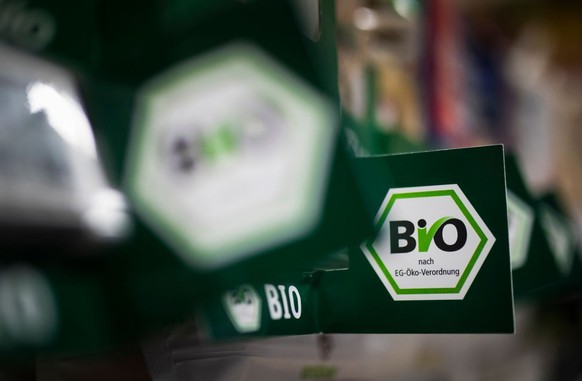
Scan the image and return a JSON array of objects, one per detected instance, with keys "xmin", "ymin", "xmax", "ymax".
[
  {"xmin": 36, "ymin": 344, "xmax": 151, "ymax": 381},
  {"xmin": 0, "ymin": 344, "xmax": 150, "ymax": 381},
  {"xmin": 0, "ymin": 0, "xmax": 376, "ymax": 355}
]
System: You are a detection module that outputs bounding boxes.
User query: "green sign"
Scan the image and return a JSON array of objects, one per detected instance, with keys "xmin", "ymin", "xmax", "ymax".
[
  {"xmin": 0, "ymin": 0, "xmax": 374, "ymax": 354},
  {"xmin": 362, "ymin": 184, "xmax": 495, "ymax": 301},
  {"xmin": 202, "ymin": 145, "xmax": 514, "ymax": 336},
  {"xmin": 203, "ymin": 277, "xmax": 317, "ymax": 339}
]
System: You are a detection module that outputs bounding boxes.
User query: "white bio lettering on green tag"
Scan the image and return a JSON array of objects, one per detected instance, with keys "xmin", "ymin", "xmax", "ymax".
[
  {"xmin": 223, "ymin": 285, "xmax": 261, "ymax": 333},
  {"xmin": 540, "ymin": 206, "xmax": 574, "ymax": 275},
  {"xmin": 506, "ymin": 191, "xmax": 534, "ymax": 270},
  {"xmin": 126, "ymin": 43, "xmax": 336, "ymax": 268},
  {"xmin": 265, "ymin": 284, "xmax": 302, "ymax": 320},
  {"xmin": 362, "ymin": 185, "xmax": 495, "ymax": 301}
]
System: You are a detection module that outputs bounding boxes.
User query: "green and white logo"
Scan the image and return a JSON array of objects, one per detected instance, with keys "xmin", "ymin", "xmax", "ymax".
[
  {"xmin": 362, "ymin": 184, "xmax": 495, "ymax": 301},
  {"xmin": 223, "ymin": 285, "xmax": 261, "ymax": 333},
  {"xmin": 125, "ymin": 43, "xmax": 336, "ymax": 268},
  {"xmin": 507, "ymin": 191, "xmax": 534, "ymax": 270}
]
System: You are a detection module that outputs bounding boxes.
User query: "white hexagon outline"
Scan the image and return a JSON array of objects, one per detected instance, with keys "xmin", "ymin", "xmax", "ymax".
[
  {"xmin": 222, "ymin": 285, "xmax": 262, "ymax": 333},
  {"xmin": 361, "ymin": 184, "xmax": 496, "ymax": 301},
  {"xmin": 124, "ymin": 43, "xmax": 337, "ymax": 268}
]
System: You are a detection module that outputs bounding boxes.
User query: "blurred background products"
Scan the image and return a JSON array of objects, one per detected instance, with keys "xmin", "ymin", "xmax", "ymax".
[{"xmin": 0, "ymin": 0, "xmax": 376, "ymax": 353}]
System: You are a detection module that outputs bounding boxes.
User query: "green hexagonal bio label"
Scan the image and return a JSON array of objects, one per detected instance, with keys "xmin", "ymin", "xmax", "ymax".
[
  {"xmin": 361, "ymin": 185, "xmax": 495, "ymax": 301},
  {"xmin": 125, "ymin": 43, "xmax": 336, "ymax": 268}
]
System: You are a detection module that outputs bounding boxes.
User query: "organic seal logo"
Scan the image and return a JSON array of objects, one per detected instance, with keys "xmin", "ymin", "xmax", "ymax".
[
  {"xmin": 126, "ymin": 44, "xmax": 336, "ymax": 268},
  {"xmin": 362, "ymin": 184, "xmax": 495, "ymax": 301},
  {"xmin": 223, "ymin": 285, "xmax": 261, "ymax": 333}
]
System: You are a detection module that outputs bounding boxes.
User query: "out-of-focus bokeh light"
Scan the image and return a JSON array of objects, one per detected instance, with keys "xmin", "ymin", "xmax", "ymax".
[
  {"xmin": 82, "ymin": 188, "xmax": 131, "ymax": 240},
  {"xmin": 353, "ymin": 7, "xmax": 378, "ymax": 31},
  {"xmin": 26, "ymin": 81, "xmax": 97, "ymax": 159}
]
